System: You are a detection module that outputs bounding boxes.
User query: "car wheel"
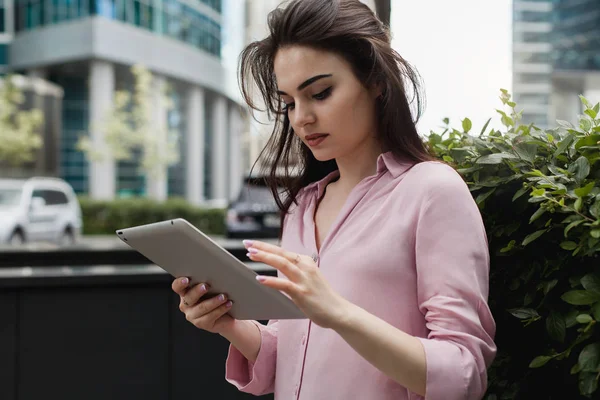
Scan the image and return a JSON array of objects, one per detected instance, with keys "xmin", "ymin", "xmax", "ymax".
[
  {"xmin": 59, "ymin": 229, "xmax": 76, "ymax": 246},
  {"xmin": 9, "ymin": 231, "xmax": 25, "ymax": 246}
]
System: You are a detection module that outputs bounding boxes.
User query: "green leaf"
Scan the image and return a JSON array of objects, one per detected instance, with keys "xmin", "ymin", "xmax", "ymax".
[
  {"xmin": 546, "ymin": 311, "xmax": 566, "ymax": 343},
  {"xmin": 579, "ymin": 343, "xmax": 600, "ymax": 372},
  {"xmin": 579, "ymin": 371, "xmax": 599, "ymax": 396},
  {"xmin": 476, "ymin": 189, "xmax": 495, "ymax": 205},
  {"xmin": 592, "ymin": 302, "xmax": 600, "ymax": 321},
  {"xmin": 522, "ymin": 229, "xmax": 547, "ymax": 246},
  {"xmin": 529, "ymin": 355, "xmax": 553, "ymax": 368},
  {"xmin": 555, "ymin": 134, "xmax": 575, "ymax": 156},
  {"xmin": 543, "ymin": 279, "xmax": 558, "ymax": 295},
  {"xmin": 513, "ymin": 186, "xmax": 529, "ymax": 201},
  {"xmin": 575, "ymin": 182, "xmax": 595, "ymax": 198},
  {"xmin": 565, "ymin": 219, "xmax": 585, "ymax": 237},
  {"xmin": 531, "ymin": 189, "xmax": 546, "ymax": 198},
  {"xmin": 580, "ymin": 95, "xmax": 590, "ymax": 107},
  {"xmin": 514, "ymin": 142, "xmax": 537, "ymax": 163},
  {"xmin": 591, "ymin": 200, "xmax": 600, "ymax": 219},
  {"xmin": 529, "ymin": 207, "xmax": 546, "ymax": 223},
  {"xmin": 580, "ymin": 118, "xmax": 593, "ymax": 132},
  {"xmin": 571, "ymin": 363, "xmax": 582, "ymax": 375},
  {"xmin": 560, "ymin": 241, "xmax": 578, "ymax": 250},
  {"xmin": 562, "ymin": 290, "xmax": 600, "ymax": 305},
  {"xmin": 575, "ymin": 134, "xmax": 600, "ymax": 150},
  {"xmin": 594, "ymin": 102, "xmax": 600, "ymax": 114},
  {"xmin": 576, "ymin": 314, "xmax": 594, "ymax": 324},
  {"xmin": 585, "ymin": 108, "xmax": 598, "ymax": 119},
  {"xmin": 574, "ymin": 156, "xmax": 591, "ymax": 182},
  {"xmin": 566, "ymin": 309, "xmax": 579, "ymax": 327},
  {"xmin": 557, "ymin": 120, "xmax": 574, "ymax": 129},
  {"xmin": 592, "ymin": 229, "xmax": 600, "ymax": 239},
  {"xmin": 462, "ymin": 118, "xmax": 472, "ymax": 133},
  {"xmin": 575, "ymin": 197, "xmax": 583, "ymax": 212},
  {"xmin": 582, "ymin": 274, "xmax": 600, "ymax": 295},
  {"xmin": 509, "ymin": 308, "xmax": 540, "ymax": 319},
  {"xmin": 479, "ymin": 118, "xmax": 491, "ymax": 136},
  {"xmin": 476, "ymin": 153, "xmax": 519, "ymax": 164},
  {"xmin": 500, "ymin": 239, "xmax": 516, "ymax": 253}
]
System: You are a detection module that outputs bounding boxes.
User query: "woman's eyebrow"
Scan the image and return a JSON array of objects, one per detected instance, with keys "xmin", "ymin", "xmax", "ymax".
[{"xmin": 277, "ymin": 74, "xmax": 333, "ymax": 95}]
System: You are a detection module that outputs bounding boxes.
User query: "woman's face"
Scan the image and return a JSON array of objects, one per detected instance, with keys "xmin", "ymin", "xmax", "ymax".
[{"xmin": 274, "ymin": 45, "xmax": 381, "ymax": 162}]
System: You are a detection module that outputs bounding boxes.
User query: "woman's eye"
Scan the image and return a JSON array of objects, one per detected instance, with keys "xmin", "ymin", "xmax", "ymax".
[
  {"xmin": 313, "ymin": 87, "xmax": 332, "ymax": 100},
  {"xmin": 283, "ymin": 102, "xmax": 295, "ymax": 111}
]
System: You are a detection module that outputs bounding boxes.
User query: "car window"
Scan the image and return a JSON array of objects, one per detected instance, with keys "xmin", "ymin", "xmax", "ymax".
[
  {"xmin": 0, "ymin": 188, "xmax": 23, "ymax": 206},
  {"xmin": 44, "ymin": 190, "xmax": 69, "ymax": 205}
]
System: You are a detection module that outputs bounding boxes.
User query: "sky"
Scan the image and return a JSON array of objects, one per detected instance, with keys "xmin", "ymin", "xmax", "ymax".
[{"xmin": 391, "ymin": 0, "xmax": 513, "ymax": 136}]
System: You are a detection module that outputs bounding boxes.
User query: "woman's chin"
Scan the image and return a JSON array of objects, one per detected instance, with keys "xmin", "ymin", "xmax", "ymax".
[{"xmin": 311, "ymin": 150, "xmax": 336, "ymax": 162}]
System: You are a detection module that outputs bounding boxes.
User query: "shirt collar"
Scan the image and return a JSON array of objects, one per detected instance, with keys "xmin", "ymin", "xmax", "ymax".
[{"xmin": 303, "ymin": 151, "xmax": 415, "ymax": 195}]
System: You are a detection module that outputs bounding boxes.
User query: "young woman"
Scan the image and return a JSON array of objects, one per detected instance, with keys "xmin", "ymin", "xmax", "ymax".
[{"xmin": 172, "ymin": 1, "xmax": 496, "ymax": 399}]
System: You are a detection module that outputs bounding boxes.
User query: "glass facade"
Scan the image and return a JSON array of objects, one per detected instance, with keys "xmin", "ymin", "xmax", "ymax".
[
  {"xmin": 50, "ymin": 75, "xmax": 90, "ymax": 194},
  {"xmin": 0, "ymin": 0, "xmax": 6, "ymax": 33},
  {"xmin": 14, "ymin": 0, "xmax": 222, "ymax": 57},
  {"xmin": 551, "ymin": 0, "xmax": 600, "ymax": 71},
  {"xmin": 512, "ymin": 0, "xmax": 553, "ymax": 127},
  {"xmin": 203, "ymin": 99, "xmax": 212, "ymax": 200},
  {"xmin": 0, "ymin": 44, "xmax": 8, "ymax": 66},
  {"xmin": 167, "ymin": 87, "xmax": 186, "ymax": 198}
]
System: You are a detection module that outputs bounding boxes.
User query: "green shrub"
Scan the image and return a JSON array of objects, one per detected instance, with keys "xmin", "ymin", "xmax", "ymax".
[
  {"xmin": 427, "ymin": 90, "xmax": 600, "ymax": 399},
  {"xmin": 78, "ymin": 197, "xmax": 226, "ymax": 236}
]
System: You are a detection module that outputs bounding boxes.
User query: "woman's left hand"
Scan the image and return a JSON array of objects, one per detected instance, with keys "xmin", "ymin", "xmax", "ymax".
[{"xmin": 244, "ymin": 240, "xmax": 351, "ymax": 329}]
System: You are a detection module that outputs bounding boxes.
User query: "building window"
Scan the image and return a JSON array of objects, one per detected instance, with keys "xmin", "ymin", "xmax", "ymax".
[
  {"xmin": 167, "ymin": 87, "xmax": 187, "ymax": 198},
  {"xmin": 0, "ymin": 0, "xmax": 5, "ymax": 33},
  {"xmin": 14, "ymin": 0, "xmax": 222, "ymax": 58},
  {"xmin": 0, "ymin": 44, "xmax": 8, "ymax": 65},
  {"xmin": 50, "ymin": 75, "xmax": 90, "ymax": 195},
  {"xmin": 514, "ymin": 93, "xmax": 550, "ymax": 105}
]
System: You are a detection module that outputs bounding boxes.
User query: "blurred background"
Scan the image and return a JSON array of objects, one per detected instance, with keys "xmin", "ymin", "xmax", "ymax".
[
  {"xmin": 0, "ymin": 0, "xmax": 598, "ymax": 245},
  {"xmin": 0, "ymin": 1, "xmax": 599, "ymax": 399}
]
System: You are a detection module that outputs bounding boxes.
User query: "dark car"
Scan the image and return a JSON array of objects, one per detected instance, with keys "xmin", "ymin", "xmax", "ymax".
[{"xmin": 225, "ymin": 177, "xmax": 282, "ymax": 239}]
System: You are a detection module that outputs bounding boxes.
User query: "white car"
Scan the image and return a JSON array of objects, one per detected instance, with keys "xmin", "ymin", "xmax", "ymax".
[{"xmin": 0, "ymin": 177, "xmax": 83, "ymax": 246}]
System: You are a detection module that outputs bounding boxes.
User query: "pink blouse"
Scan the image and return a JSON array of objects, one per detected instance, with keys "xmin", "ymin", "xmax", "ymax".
[{"xmin": 225, "ymin": 152, "xmax": 496, "ymax": 400}]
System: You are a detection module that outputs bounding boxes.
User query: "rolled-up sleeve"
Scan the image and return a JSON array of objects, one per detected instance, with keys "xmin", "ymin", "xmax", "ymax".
[
  {"xmin": 414, "ymin": 168, "xmax": 497, "ymax": 400},
  {"xmin": 225, "ymin": 320, "xmax": 279, "ymax": 395}
]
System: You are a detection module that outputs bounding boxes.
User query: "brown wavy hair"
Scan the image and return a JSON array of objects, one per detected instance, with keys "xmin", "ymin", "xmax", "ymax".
[{"xmin": 239, "ymin": 0, "xmax": 433, "ymax": 228}]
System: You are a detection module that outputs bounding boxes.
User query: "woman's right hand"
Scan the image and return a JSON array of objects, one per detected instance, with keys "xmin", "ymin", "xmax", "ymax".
[{"xmin": 172, "ymin": 277, "xmax": 235, "ymax": 334}]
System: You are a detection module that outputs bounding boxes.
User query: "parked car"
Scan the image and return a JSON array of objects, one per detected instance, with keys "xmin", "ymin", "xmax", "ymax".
[
  {"xmin": 0, "ymin": 177, "xmax": 83, "ymax": 246},
  {"xmin": 226, "ymin": 177, "xmax": 281, "ymax": 239}
]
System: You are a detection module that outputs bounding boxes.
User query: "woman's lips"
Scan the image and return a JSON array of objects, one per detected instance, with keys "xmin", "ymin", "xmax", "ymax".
[{"xmin": 306, "ymin": 134, "xmax": 329, "ymax": 147}]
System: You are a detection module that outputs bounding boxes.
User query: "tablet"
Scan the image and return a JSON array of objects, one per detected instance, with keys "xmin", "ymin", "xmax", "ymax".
[{"xmin": 116, "ymin": 218, "xmax": 306, "ymax": 320}]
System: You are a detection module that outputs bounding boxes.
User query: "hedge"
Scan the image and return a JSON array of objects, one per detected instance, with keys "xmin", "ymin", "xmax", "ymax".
[
  {"xmin": 78, "ymin": 197, "xmax": 226, "ymax": 236},
  {"xmin": 429, "ymin": 90, "xmax": 600, "ymax": 399}
]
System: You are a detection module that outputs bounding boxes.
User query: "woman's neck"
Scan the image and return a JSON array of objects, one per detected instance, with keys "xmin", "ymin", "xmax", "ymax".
[{"xmin": 333, "ymin": 139, "xmax": 383, "ymax": 193}]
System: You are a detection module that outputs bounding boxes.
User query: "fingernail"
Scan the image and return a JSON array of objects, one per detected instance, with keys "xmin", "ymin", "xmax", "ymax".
[
  {"xmin": 218, "ymin": 294, "xmax": 226, "ymax": 302},
  {"xmin": 256, "ymin": 275, "xmax": 267, "ymax": 282},
  {"xmin": 248, "ymin": 247, "xmax": 259, "ymax": 254},
  {"xmin": 243, "ymin": 240, "xmax": 254, "ymax": 248},
  {"xmin": 181, "ymin": 278, "xmax": 189, "ymax": 285},
  {"xmin": 226, "ymin": 301, "xmax": 233, "ymax": 308},
  {"xmin": 200, "ymin": 284, "xmax": 207, "ymax": 292}
]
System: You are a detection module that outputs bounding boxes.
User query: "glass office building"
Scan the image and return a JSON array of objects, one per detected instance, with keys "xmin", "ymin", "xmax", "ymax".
[
  {"xmin": 512, "ymin": 0, "xmax": 554, "ymax": 128},
  {"xmin": 1, "ymin": 0, "xmax": 245, "ymax": 204},
  {"xmin": 513, "ymin": 0, "xmax": 600, "ymax": 128}
]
